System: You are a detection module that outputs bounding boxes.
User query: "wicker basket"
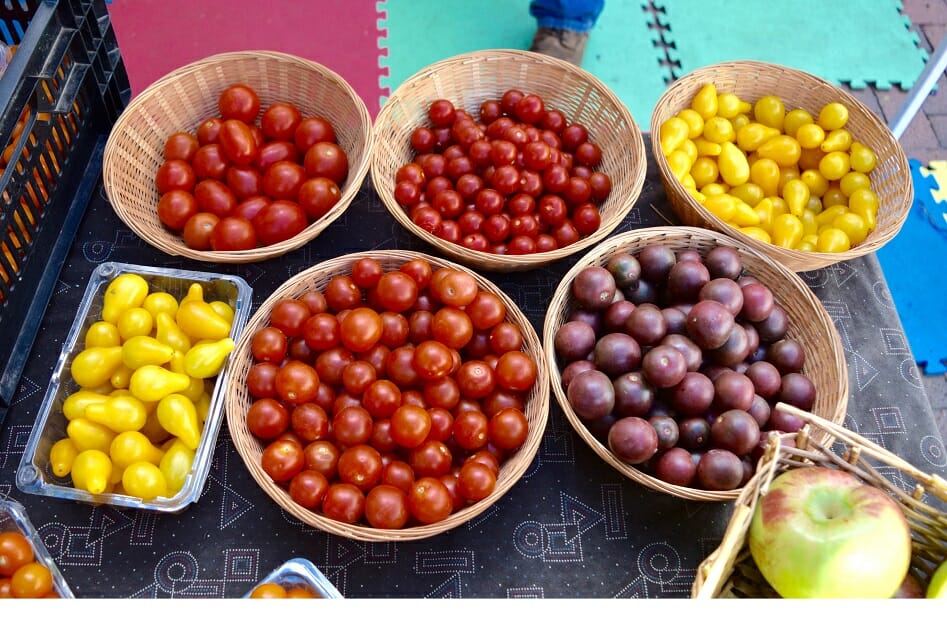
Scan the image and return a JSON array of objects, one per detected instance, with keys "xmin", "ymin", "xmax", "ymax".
[
  {"xmin": 371, "ymin": 49, "xmax": 647, "ymax": 272},
  {"xmin": 542, "ymin": 226, "xmax": 849, "ymax": 501},
  {"xmin": 102, "ymin": 51, "xmax": 373, "ymax": 263},
  {"xmin": 650, "ymin": 61, "xmax": 912, "ymax": 272},
  {"xmin": 225, "ymin": 250, "xmax": 550, "ymax": 541},
  {"xmin": 692, "ymin": 403, "xmax": 947, "ymax": 598}
]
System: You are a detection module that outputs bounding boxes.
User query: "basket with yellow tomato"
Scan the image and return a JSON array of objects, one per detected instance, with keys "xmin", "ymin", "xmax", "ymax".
[
  {"xmin": 650, "ymin": 60, "xmax": 912, "ymax": 272},
  {"xmin": 16, "ymin": 262, "xmax": 252, "ymax": 512}
]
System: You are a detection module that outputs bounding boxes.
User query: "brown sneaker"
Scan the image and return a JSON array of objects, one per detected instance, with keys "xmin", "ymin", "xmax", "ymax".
[{"xmin": 529, "ymin": 26, "xmax": 589, "ymax": 67}]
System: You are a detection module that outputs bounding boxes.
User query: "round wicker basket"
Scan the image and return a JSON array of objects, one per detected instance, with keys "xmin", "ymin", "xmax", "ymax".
[
  {"xmin": 225, "ymin": 250, "xmax": 550, "ymax": 541},
  {"xmin": 372, "ymin": 49, "xmax": 647, "ymax": 272},
  {"xmin": 102, "ymin": 51, "xmax": 373, "ymax": 263},
  {"xmin": 650, "ymin": 61, "xmax": 912, "ymax": 272},
  {"xmin": 542, "ymin": 226, "xmax": 849, "ymax": 502},
  {"xmin": 692, "ymin": 404, "xmax": 947, "ymax": 598}
]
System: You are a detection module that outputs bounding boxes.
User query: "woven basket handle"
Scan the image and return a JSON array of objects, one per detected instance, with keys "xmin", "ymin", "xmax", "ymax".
[
  {"xmin": 775, "ymin": 403, "xmax": 947, "ymax": 502},
  {"xmin": 693, "ymin": 503, "xmax": 754, "ymax": 598}
]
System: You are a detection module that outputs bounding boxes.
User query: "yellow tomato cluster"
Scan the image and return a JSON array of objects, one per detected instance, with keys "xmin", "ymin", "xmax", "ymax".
[
  {"xmin": 660, "ymin": 84, "xmax": 880, "ymax": 253},
  {"xmin": 52, "ymin": 273, "xmax": 237, "ymax": 501}
]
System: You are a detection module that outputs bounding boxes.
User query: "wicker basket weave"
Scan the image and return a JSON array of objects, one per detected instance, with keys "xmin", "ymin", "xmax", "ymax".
[
  {"xmin": 692, "ymin": 403, "xmax": 947, "ymax": 598},
  {"xmin": 102, "ymin": 51, "xmax": 373, "ymax": 263},
  {"xmin": 225, "ymin": 250, "xmax": 550, "ymax": 541},
  {"xmin": 372, "ymin": 49, "xmax": 647, "ymax": 272},
  {"xmin": 542, "ymin": 226, "xmax": 849, "ymax": 501},
  {"xmin": 650, "ymin": 61, "xmax": 912, "ymax": 272}
]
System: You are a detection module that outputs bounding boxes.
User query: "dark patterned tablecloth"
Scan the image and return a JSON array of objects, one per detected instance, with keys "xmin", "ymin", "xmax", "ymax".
[{"xmin": 0, "ymin": 144, "xmax": 943, "ymax": 599}]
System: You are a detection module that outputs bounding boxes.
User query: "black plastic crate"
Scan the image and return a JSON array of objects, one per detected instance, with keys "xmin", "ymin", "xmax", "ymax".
[{"xmin": 0, "ymin": 0, "xmax": 130, "ymax": 410}]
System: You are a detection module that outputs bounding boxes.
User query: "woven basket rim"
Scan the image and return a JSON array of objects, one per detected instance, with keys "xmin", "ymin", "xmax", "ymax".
[
  {"xmin": 102, "ymin": 50, "xmax": 374, "ymax": 264},
  {"xmin": 371, "ymin": 49, "xmax": 647, "ymax": 272},
  {"xmin": 649, "ymin": 59, "xmax": 913, "ymax": 273},
  {"xmin": 542, "ymin": 225, "xmax": 849, "ymax": 502},
  {"xmin": 225, "ymin": 249, "xmax": 551, "ymax": 541}
]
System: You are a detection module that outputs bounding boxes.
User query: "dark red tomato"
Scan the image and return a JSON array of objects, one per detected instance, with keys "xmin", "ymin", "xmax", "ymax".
[
  {"xmin": 290, "ymin": 402, "xmax": 329, "ymax": 442},
  {"xmin": 337, "ymin": 444, "xmax": 384, "ymax": 492},
  {"xmin": 440, "ymin": 474, "xmax": 464, "ymax": 513},
  {"xmin": 369, "ymin": 418, "xmax": 397, "ymax": 453},
  {"xmin": 381, "ymin": 460, "xmax": 415, "ymax": 494},
  {"xmin": 500, "ymin": 89, "xmax": 525, "ymax": 115},
  {"xmin": 288, "ymin": 470, "xmax": 329, "ymax": 510},
  {"xmin": 574, "ymin": 141, "xmax": 602, "ymax": 167},
  {"xmin": 298, "ymin": 177, "xmax": 341, "ymax": 221},
  {"xmin": 218, "ymin": 84, "xmax": 261, "ymax": 123},
  {"xmin": 399, "ymin": 259, "xmax": 432, "ymax": 291},
  {"xmin": 339, "ymin": 307, "xmax": 383, "ymax": 353},
  {"xmin": 332, "ymin": 406, "xmax": 374, "ymax": 447},
  {"xmin": 181, "ymin": 212, "xmax": 219, "ymax": 250},
  {"xmin": 362, "ymin": 379, "xmax": 402, "ymax": 419},
  {"xmin": 304, "ymin": 142, "xmax": 348, "ymax": 184},
  {"xmin": 488, "ymin": 322, "xmax": 523, "ymax": 355},
  {"xmin": 251, "ymin": 326, "xmax": 288, "ymax": 363},
  {"xmin": 225, "ymin": 165, "xmax": 263, "ymax": 200},
  {"xmin": 341, "ymin": 360, "xmax": 376, "ymax": 395},
  {"xmin": 303, "ymin": 440, "xmax": 340, "ymax": 478},
  {"xmin": 249, "ymin": 124, "xmax": 265, "ymax": 148},
  {"xmin": 408, "ymin": 440, "xmax": 453, "ymax": 478},
  {"xmin": 269, "ymin": 298, "xmax": 312, "ymax": 337},
  {"xmin": 155, "ymin": 159, "xmax": 195, "ymax": 194},
  {"xmin": 246, "ymin": 362, "xmax": 279, "ymax": 398},
  {"xmin": 193, "ymin": 179, "xmax": 237, "ymax": 217},
  {"xmin": 466, "ymin": 291, "xmax": 506, "ymax": 330},
  {"xmin": 301, "ymin": 312, "xmax": 341, "ymax": 351},
  {"xmin": 431, "ymin": 269, "xmax": 478, "ymax": 307},
  {"xmin": 571, "ymin": 202, "xmax": 601, "ymax": 236},
  {"xmin": 262, "ymin": 160, "xmax": 306, "ymax": 201},
  {"xmin": 514, "ymin": 93, "xmax": 545, "ymax": 125},
  {"xmin": 489, "ymin": 408, "xmax": 530, "ymax": 451},
  {"xmin": 408, "ymin": 477, "xmax": 453, "ymax": 524},
  {"xmin": 246, "ymin": 397, "xmax": 290, "ymax": 440},
  {"xmin": 564, "ymin": 177, "xmax": 592, "ymax": 206},
  {"xmin": 588, "ymin": 171, "xmax": 612, "ymax": 202},
  {"xmin": 157, "ymin": 190, "xmax": 198, "ymax": 231},
  {"xmin": 294, "ymin": 116, "xmax": 336, "ymax": 152},
  {"xmin": 536, "ymin": 234, "xmax": 558, "ymax": 252},
  {"xmin": 434, "ymin": 219, "xmax": 462, "ymax": 244},
  {"xmin": 210, "ymin": 216, "xmax": 257, "ymax": 250},
  {"xmin": 255, "ymin": 140, "xmax": 299, "ymax": 173},
  {"xmin": 365, "ymin": 485, "xmax": 410, "ymax": 529},
  {"xmin": 382, "ymin": 346, "xmax": 419, "ymax": 389},
  {"xmin": 321, "ymin": 483, "xmax": 365, "ymax": 524},
  {"xmin": 275, "ymin": 360, "xmax": 320, "ymax": 405},
  {"xmin": 299, "ymin": 289, "xmax": 328, "ymax": 315},
  {"xmin": 347, "ymin": 257, "xmax": 382, "ymax": 290},
  {"xmin": 551, "ymin": 219, "xmax": 581, "ymax": 248},
  {"xmin": 478, "ymin": 99, "xmax": 503, "ymax": 123},
  {"xmin": 164, "ymin": 132, "xmax": 200, "ymax": 162},
  {"xmin": 452, "ymin": 410, "xmax": 489, "ymax": 451},
  {"xmin": 288, "ymin": 336, "xmax": 316, "ymax": 363},
  {"xmin": 431, "ymin": 307, "xmax": 473, "ymax": 350},
  {"xmin": 219, "ymin": 119, "xmax": 258, "ymax": 165},
  {"xmin": 538, "ymin": 194, "xmax": 568, "ymax": 227},
  {"xmin": 261, "ymin": 438, "xmax": 305, "ymax": 482},
  {"xmin": 396, "ymin": 162, "xmax": 426, "ymax": 187},
  {"xmin": 191, "ymin": 144, "xmax": 230, "ymax": 180},
  {"xmin": 540, "ymin": 109, "xmax": 567, "ymax": 133},
  {"xmin": 428, "ymin": 99, "xmax": 456, "ymax": 127},
  {"xmin": 374, "ymin": 271, "xmax": 418, "ymax": 313},
  {"xmin": 466, "ymin": 449, "xmax": 500, "ymax": 477},
  {"xmin": 390, "ymin": 404, "xmax": 431, "ymax": 449},
  {"xmin": 482, "ymin": 389, "xmax": 525, "ymax": 418},
  {"xmin": 324, "ymin": 275, "xmax": 363, "ymax": 312},
  {"xmin": 261, "ymin": 102, "xmax": 303, "ymax": 141},
  {"xmin": 410, "ymin": 204, "xmax": 440, "ymax": 234},
  {"xmin": 253, "ymin": 200, "xmax": 308, "ymax": 245},
  {"xmin": 412, "ymin": 340, "xmax": 453, "ymax": 381},
  {"xmin": 456, "ymin": 360, "xmax": 496, "ymax": 399},
  {"xmin": 410, "ymin": 127, "xmax": 436, "ymax": 153},
  {"xmin": 197, "ymin": 117, "xmax": 224, "ymax": 145},
  {"xmin": 458, "ymin": 461, "xmax": 496, "ymax": 502},
  {"xmin": 495, "ymin": 351, "xmax": 537, "ymax": 392}
]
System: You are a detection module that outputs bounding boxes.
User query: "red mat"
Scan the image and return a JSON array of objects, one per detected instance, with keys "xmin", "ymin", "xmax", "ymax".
[{"xmin": 106, "ymin": 0, "xmax": 383, "ymax": 116}]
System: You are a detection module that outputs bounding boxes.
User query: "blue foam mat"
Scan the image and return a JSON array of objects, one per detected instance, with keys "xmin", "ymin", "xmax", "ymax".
[{"xmin": 875, "ymin": 159, "xmax": 947, "ymax": 374}]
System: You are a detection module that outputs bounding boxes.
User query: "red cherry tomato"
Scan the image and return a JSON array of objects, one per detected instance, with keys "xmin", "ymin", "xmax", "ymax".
[
  {"xmin": 252, "ymin": 200, "xmax": 308, "ymax": 245},
  {"xmin": 407, "ymin": 477, "xmax": 453, "ymax": 524},
  {"xmin": 196, "ymin": 117, "xmax": 224, "ymax": 145},
  {"xmin": 364, "ymin": 485, "xmax": 410, "ymax": 529},
  {"xmin": 191, "ymin": 144, "xmax": 230, "ymax": 180},
  {"xmin": 294, "ymin": 116, "xmax": 337, "ymax": 152},
  {"xmin": 193, "ymin": 179, "xmax": 237, "ymax": 217},
  {"xmin": 181, "ymin": 212, "xmax": 219, "ymax": 250},
  {"xmin": 157, "ymin": 190, "xmax": 198, "ymax": 231},
  {"xmin": 298, "ymin": 177, "xmax": 341, "ymax": 221},
  {"xmin": 262, "ymin": 161, "xmax": 306, "ymax": 201},
  {"xmin": 155, "ymin": 159, "xmax": 195, "ymax": 194},
  {"xmin": 246, "ymin": 397, "xmax": 290, "ymax": 440},
  {"xmin": 164, "ymin": 132, "xmax": 199, "ymax": 162},
  {"xmin": 255, "ymin": 140, "xmax": 300, "ymax": 173},
  {"xmin": 218, "ymin": 84, "xmax": 261, "ymax": 124},
  {"xmin": 261, "ymin": 439, "xmax": 305, "ymax": 482},
  {"xmin": 261, "ymin": 102, "xmax": 303, "ymax": 141},
  {"xmin": 210, "ymin": 216, "xmax": 257, "ymax": 250},
  {"xmin": 225, "ymin": 165, "xmax": 263, "ymax": 200},
  {"xmin": 304, "ymin": 142, "xmax": 348, "ymax": 184},
  {"xmin": 219, "ymin": 119, "xmax": 259, "ymax": 165}
]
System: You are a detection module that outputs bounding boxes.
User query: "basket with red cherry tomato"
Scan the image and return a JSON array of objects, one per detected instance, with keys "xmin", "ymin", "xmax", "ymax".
[
  {"xmin": 372, "ymin": 49, "xmax": 646, "ymax": 272},
  {"xmin": 225, "ymin": 250, "xmax": 550, "ymax": 541}
]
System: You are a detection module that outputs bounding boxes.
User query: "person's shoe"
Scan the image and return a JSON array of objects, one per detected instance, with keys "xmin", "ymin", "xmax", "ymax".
[{"xmin": 529, "ymin": 26, "xmax": 589, "ymax": 67}]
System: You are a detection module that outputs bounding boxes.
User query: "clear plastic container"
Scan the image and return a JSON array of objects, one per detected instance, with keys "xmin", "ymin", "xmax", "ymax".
[
  {"xmin": 0, "ymin": 497, "xmax": 75, "ymax": 598},
  {"xmin": 16, "ymin": 262, "xmax": 252, "ymax": 512},
  {"xmin": 244, "ymin": 558, "xmax": 343, "ymax": 598}
]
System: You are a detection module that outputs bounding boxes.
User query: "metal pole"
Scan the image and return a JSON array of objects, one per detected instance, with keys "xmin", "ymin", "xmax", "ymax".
[{"xmin": 890, "ymin": 33, "xmax": 947, "ymax": 139}]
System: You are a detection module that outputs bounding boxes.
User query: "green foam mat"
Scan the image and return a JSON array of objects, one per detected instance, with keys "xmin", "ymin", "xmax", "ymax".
[
  {"xmin": 378, "ymin": 0, "xmax": 667, "ymax": 130},
  {"xmin": 655, "ymin": 0, "xmax": 928, "ymax": 90}
]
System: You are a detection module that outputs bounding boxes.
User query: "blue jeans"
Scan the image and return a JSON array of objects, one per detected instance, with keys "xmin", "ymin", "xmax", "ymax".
[{"xmin": 529, "ymin": 0, "xmax": 605, "ymax": 33}]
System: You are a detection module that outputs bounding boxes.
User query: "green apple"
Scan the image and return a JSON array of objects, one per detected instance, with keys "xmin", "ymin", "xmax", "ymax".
[
  {"xmin": 748, "ymin": 466, "xmax": 912, "ymax": 598},
  {"xmin": 928, "ymin": 560, "xmax": 947, "ymax": 598}
]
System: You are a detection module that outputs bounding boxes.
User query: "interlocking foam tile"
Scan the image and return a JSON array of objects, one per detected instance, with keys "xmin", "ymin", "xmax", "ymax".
[
  {"xmin": 378, "ymin": 0, "xmax": 667, "ymax": 130},
  {"xmin": 654, "ymin": 0, "xmax": 928, "ymax": 90},
  {"xmin": 875, "ymin": 159, "xmax": 947, "ymax": 374}
]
